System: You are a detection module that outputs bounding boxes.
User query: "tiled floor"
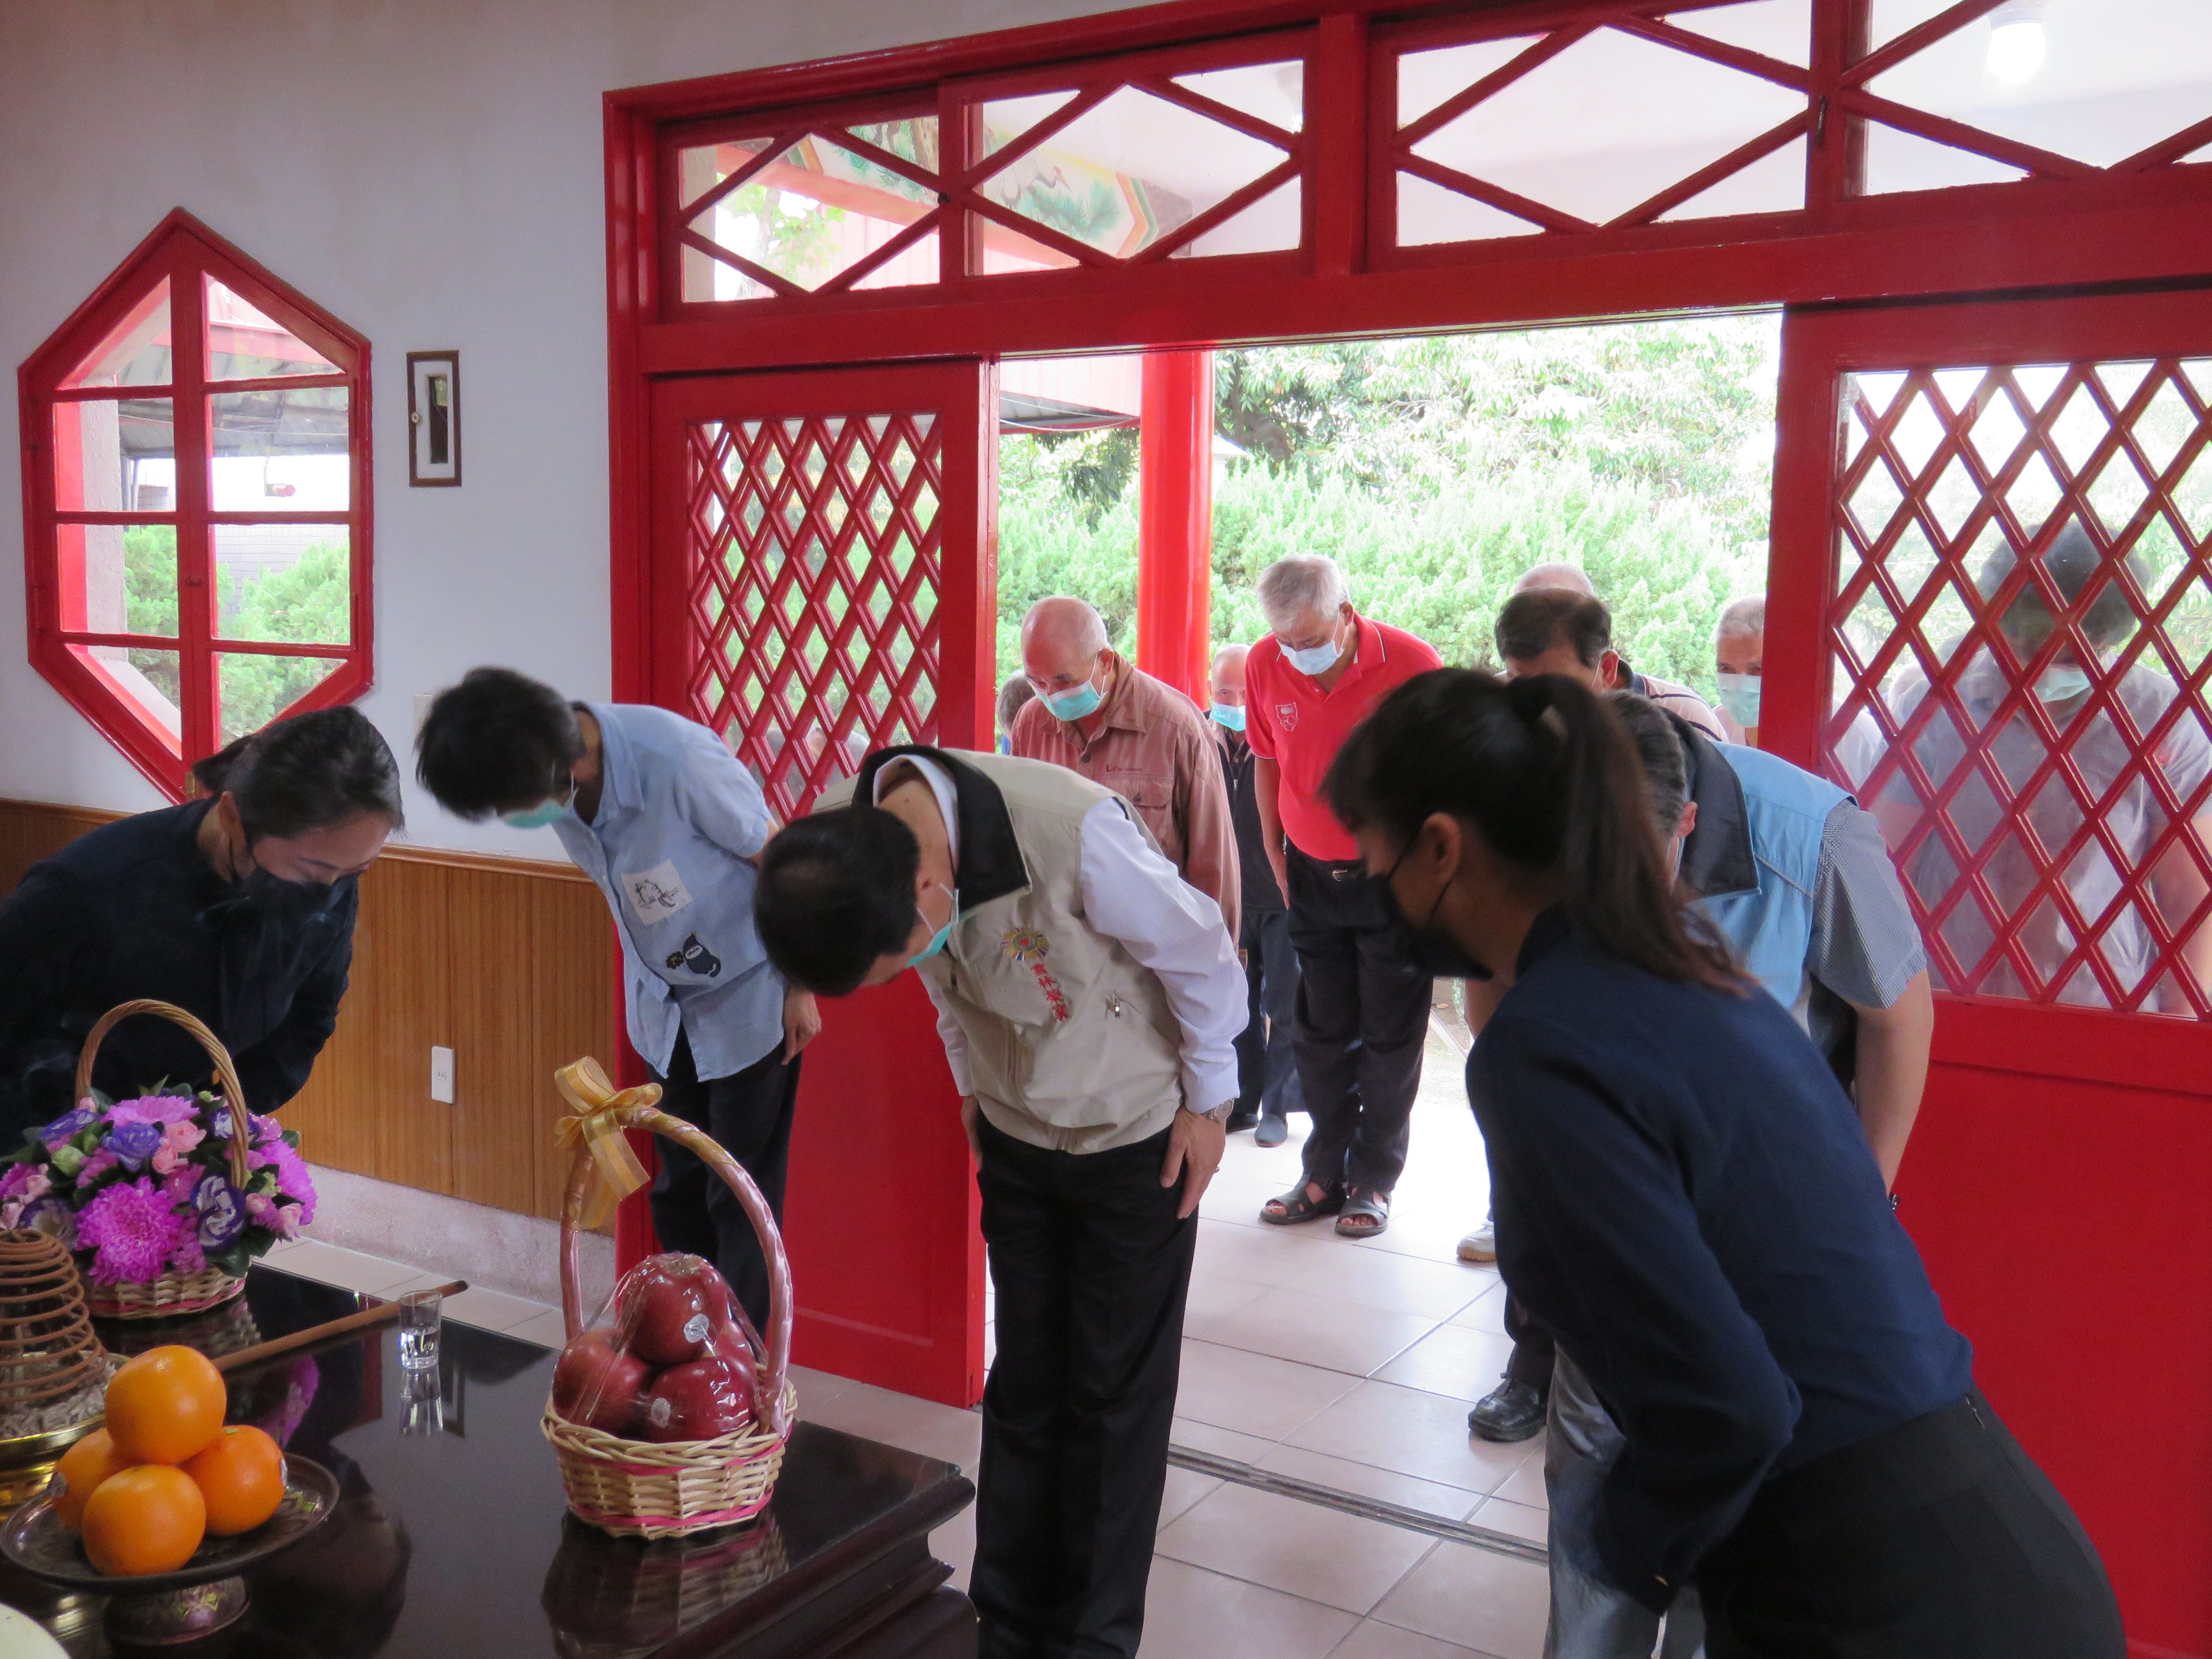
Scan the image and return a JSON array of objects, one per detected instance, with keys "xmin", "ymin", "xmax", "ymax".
[{"xmin": 272, "ymin": 1022, "xmax": 1547, "ymax": 1659}]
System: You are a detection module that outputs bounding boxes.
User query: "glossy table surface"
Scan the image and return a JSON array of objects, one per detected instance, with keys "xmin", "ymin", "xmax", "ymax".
[{"xmin": 0, "ymin": 1266, "xmax": 974, "ymax": 1658}]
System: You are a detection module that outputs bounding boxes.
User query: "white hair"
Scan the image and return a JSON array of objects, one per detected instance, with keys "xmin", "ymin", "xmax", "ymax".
[
  {"xmin": 1256, "ymin": 555, "xmax": 1350, "ymax": 630},
  {"xmin": 1717, "ymin": 595, "xmax": 1766, "ymax": 638}
]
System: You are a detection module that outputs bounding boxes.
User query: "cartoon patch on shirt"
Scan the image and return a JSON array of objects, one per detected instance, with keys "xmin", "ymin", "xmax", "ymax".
[
  {"xmin": 1276, "ymin": 702, "xmax": 1300, "ymax": 732},
  {"xmin": 1002, "ymin": 927, "xmax": 1070, "ymax": 1023},
  {"xmin": 620, "ymin": 860, "xmax": 693, "ymax": 925},
  {"xmin": 665, "ymin": 933, "xmax": 721, "ymax": 978}
]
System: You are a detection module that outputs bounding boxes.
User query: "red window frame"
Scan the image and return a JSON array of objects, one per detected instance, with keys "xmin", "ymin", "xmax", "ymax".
[{"xmin": 17, "ymin": 209, "xmax": 373, "ymax": 798}]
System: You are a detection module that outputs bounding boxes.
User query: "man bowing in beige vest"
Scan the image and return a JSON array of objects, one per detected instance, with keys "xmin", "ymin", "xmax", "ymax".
[{"xmin": 754, "ymin": 744, "xmax": 1245, "ymax": 1659}]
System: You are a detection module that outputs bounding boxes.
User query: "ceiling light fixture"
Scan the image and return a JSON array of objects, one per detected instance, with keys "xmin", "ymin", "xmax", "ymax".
[{"xmin": 1987, "ymin": 0, "xmax": 2048, "ymax": 85}]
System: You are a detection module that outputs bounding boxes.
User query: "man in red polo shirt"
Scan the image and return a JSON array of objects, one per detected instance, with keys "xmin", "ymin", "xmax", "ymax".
[{"xmin": 1245, "ymin": 554, "xmax": 1443, "ymax": 1238}]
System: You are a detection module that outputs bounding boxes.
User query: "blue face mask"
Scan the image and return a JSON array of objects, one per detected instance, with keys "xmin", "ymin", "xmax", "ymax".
[
  {"xmin": 501, "ymin": 783, "xmax": 575, "ymax": 830},
  {"xmin": 1039, "ymin": 677, "xmax": 1104, "ymax": 721},
  {"xmin": 2035, "ymin": 663, "xmax": 2092, "ymax": 705},
  {"xmin": 1210, "ymin": 703, "xmax": 1246, "ymax": 732},
  {"xmin": 908, "ymin": 882, "xmax": 959, "ymax": 967},
  {"xmin": 1714, "ymin": 673, "xmax": 1761, "ymax": 730},
  {"xmin": 1282, "ymin": 625, "xmax": 1343, "ymax": 677}
]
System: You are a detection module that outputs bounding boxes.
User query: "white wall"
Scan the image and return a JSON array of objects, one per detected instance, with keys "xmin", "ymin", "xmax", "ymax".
[{"xmin": 0, "ymin": 0, "xmax": 1120, "ymax": 854}]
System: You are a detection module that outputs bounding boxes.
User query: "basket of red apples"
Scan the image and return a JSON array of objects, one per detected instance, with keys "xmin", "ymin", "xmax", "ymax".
[{"xmin": 540, "ymin": 1107, "xmax": 793, "ymax": 1539}]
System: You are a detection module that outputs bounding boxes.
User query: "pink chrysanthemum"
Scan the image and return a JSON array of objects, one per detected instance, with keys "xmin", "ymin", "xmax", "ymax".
[
  {"xmin": 74, "ymin": 1150, "xmax": 120, "ymax": 1185},
  {"xmin": 248, "ymin": 1137, "xmax": 316, "ymax": 1223},
  {"xmin": 75, "ymin": 1177, "xmax": 186, "ymax": 1286},
  {"xmin": 107, "ymin": 1095, "xmax": 199, "ymax": 1128},
  {"xmin": 168, "ymin": 1229, "xmax": 207, "ymax": 1276}
]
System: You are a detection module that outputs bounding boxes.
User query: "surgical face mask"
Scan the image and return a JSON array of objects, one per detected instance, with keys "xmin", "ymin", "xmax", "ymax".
[
  {"xmin": 908, "ymin": 882, "xmax": 959, "ymax": 967},
  {"xmin": 1379, "ymin": 842, "xmax": 1492, "ymax": 981},
  {"xmin": 2034, "ymin": 663, "xmax": 2092, "ymax": 706},
  {"xmin": 1714, "ymin": 672, "xmax": 1761, "ymax": 730},
  {"xmin": 1282, "ymin": 625, "xmax": 1343, "ymax": 678},
  {"xmin": 1038, "ymin": 664, "xmax": 1104, "ymax": 722},
  {"xmin": 501, "ymin": 779, "xmax": 576, "ymax": 829},
  {"xmin": 1210, "ymin": 703, "xmax": 1246, "ymax": 732}
]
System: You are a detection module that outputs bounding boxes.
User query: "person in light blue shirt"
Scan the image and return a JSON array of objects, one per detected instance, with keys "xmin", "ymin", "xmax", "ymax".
[{"xmin": 416, "ymin": 668, "xmax": 817, "ymax": 1330}]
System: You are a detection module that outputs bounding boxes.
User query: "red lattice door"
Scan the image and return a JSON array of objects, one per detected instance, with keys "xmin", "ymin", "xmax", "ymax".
[
  {"xmin": 1769, "ymin": 290, "xmax": 2212, "ymax": 1657},
  {"xmin": 650, "ymin": 362, "xmax": 997, "ymax": 1406}
]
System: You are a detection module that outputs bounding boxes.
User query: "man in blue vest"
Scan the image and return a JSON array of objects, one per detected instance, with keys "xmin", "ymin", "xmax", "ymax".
[{"xmin": 1532, "ymin": 692, "xmax": 1936, "ymax": 1659}]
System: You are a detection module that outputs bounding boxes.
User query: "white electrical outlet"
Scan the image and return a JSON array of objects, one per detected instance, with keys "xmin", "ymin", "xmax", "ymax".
[{"xmin": 430, "ymin": 1046, "xmax": 455, "ymax": 1104}]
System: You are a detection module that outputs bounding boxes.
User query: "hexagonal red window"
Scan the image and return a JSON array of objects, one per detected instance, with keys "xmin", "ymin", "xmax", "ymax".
[{"xmin": 20, "ymin": 211, "xmax": 372, "ymax": 797}]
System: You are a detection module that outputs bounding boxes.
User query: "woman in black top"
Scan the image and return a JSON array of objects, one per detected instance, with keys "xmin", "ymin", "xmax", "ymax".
[
  {"xmin": 0, "ymin": 707, "xmax": 400, "ymax": 1143},
  {"xmin": 1324, "ymin": 669, "xmax": 2120, "ymax": 1659}
]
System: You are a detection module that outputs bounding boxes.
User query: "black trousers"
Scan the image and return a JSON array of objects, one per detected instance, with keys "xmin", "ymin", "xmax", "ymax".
[
  {"xmin": 1502, "ymin": 1289, "xmax": 1556, "ymax": 1396},
  {"xmin": 1699, "ymin": 1391, "xmax": 2124, "ymax": 1659},
  {"xmin": 1235, "ymin": 906, "xmax": 1303, "ymax": 1119},
  {"xmin": 971, "ymin": 1116, "xmax": 1196, "ymax": 1659},
  {"xmin": 647, "ymin": 1029, "xmax": 801, "ymax": 1335},
  {"xmin": 1285, "ymin": 844, "xmax": 1432, "ymax": 1195}
]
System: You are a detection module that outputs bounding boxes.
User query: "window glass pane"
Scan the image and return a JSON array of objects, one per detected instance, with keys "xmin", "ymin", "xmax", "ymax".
[
  {"xmin": 1663, "ymin": 0, "xmax": 1812, "ymax": 68},
  {"xmin": 1396, "ymin": 172, "xmax": 1544, "ymax": 245},
  {"xmin": 1655, "ymin": 133, "xmax": 1808, "ymax": 220},
  {"xmin": 979, "ymin": 221, "xmax": 1082, "ymax": 274},
  {"xmin": 1835, "ymin": 358, "xmax": 2212, "ymax": 1017},
  {"xmin": 214, "ymin": 526, "xmax": 350, "ymax": 646},
  {"xmin": 204, "ymin": 278, "xmax": 340, "ymax": 379},
  {"xmin": 1407, "ymin": 26, "xmax": 1806, "ymax": 227},
  {"xmin": 71, "ymin": 643, "xmax": 181, "ymax": 741},
  {"xmin": 977, "ymin": 84, "xmax": 1293, "ymax": 260},
  {"xmin": 679, "ymin": 125, "xmax": 939, "ymax": 301},
  {"xmin": 210, "ymin": 387, "xmax": 351, "ymax": 510},
  {"xmin": 56, "ymin": 522, "xmax": 179, "ymax": 639},
  {"xmin": 1170, "ymin": 61, "xmax": 1304, "ymax": 132},
  {"xmin": 217, "ymin": 652, "xmax": 343, "ymax": 745},
  {"xmin": 1399, "ymin": 38, "xmax": 1543, "ymax": 127},
  {"xmin": 60, "ymin": 280, "xmax": 173, "ymax": 389},
  {"xmin": 1187, "ymin": 178, "xmax": 1301, "ymax": 255},
  {"xmin": 980, "ymin": 93, "xmax": 1079, "ymax": 159},
  {"xmin": 1864, "ymin": 0, "xmax": 2212, "ymax": 180},
  {"xmin": 54, "ymin": 398, "xmax": 174, "ymax": 514}
]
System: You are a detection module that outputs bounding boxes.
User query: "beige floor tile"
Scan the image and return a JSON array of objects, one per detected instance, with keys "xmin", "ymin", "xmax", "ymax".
[
  {"xmin": 1492, "ymin": 1451, "xmax": 1549, "ymax": 1509},
  {"xmin": 506, "ymin": 1306, "xmax": 571, "ymax": 1349},
  {"xmin": 1370, "ymin": 1541, "xmax": 1549, "ymax": 1659},
  {"xmin": 1190, "ymin": 1218, "xmax": 1337, "ymax": 1288},
  {"xmin": 1137, "ymin": 1556, "xmax": 1359, "ymax": 1659},
  {"xmin": 1170, "ymin": 1417, "xmax": 1278, "ymax": 1465},
  {"xmin": 1468, "ymin": 1497, "xmax": 1547, "ymax": 1548},
  {"xmin": 1329, "ymin": 1620, "xmax": 1495, "ymax": 1659},
  {"xmin": 1369, "ymin": 1324, "xmax": 1519, "ymax": 1402},
  {"xmin": 785, "ymin": 1363, "xmax": 859, "ymax": 1412},
  {"xmin": 442, "ymin": 1285, "xmax": 553, "ymax": 1333},
  {"xmin": 1156, "ymin": 1483, "xmax": 1439, "ymax": 1615},
  {"xmin": 1446, "ymin": 1285, "xmax": 1510, "ymax": 1335},
  {"xmin": 1252, "ymin": 1445, "xmax": 1483, "ymax": 1522},
  {"xmin": 1158, "ymin": 1466, "xmax": 1223, "ymax": 1530},
  {"xmin": 1176, "ymin": 1339, "xmax": 1361, "ymax": 1441},
  {"xmin": 800, "ymin": 1383, "xmax": 983, "ymax": 1472},
  {"xmin": 1260, "ymin": 1245, "xmax": 1493, "ymax": 1322},
  {"xmin": 1184, "ymin": 1270, "xmax": 1272, "ymax": 1327},
  {"xmin": 1189, "ymin": 1286, "xmax": 1439, "ymax": 1377},
  {"xmin": 1284, "ymin": 1382, "xmax": 1532, "ymax": 1495}
]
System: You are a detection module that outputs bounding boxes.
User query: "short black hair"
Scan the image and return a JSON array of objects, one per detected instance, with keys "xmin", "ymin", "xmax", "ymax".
[
  {"xmin": 755, "ymin": 807, "xmax": 924, "ymax": 996},
  {"xmin": 1982, "ymin": 520, "xmax": 2145, "ymax": 653},
  {"xmin": 191, "ymin": 706, "xmax": 404, "ymax": 838},
  {"xmin": 1496, "ymin": 590, "xmax": 1612, "ymax": 668},
  {"xmin": 415, "ymin": 667, "xmax": 585, "ymax": 819},
  {"xmin": 1605, "ymin": 692, "xmax": 1690, "ymax": 850}
]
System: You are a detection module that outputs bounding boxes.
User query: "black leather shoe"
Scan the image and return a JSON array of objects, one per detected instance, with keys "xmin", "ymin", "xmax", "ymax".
[
  {"xmin": 1468, "ymin": 1379, "xmax": 1546, "ymax": 1443},
  {"xmin": 1225, "ymin": 1109, "xmax": 1260, "ymax": 1133}
]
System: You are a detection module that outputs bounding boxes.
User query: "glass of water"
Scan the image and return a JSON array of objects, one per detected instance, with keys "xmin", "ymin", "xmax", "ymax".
[{"xmin": 397, "ymin": 1288, "xmax": 443, "ymax": 1371}]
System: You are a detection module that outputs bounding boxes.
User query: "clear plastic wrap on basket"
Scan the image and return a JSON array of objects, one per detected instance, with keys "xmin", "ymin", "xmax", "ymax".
[{"xmin": 550, "ymin": 1253, "xmax": 766, "ymax": 1444}]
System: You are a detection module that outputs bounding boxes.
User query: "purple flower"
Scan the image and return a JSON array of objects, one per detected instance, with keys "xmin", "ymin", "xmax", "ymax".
[
  {"xmin": 74, "ymin": 1150, "xmax": 120, "ymax": 1185},
  {"xmin": 73, "ymin": 1178, "xmax": 179, "ymax": 1284},
  {"xmin": 248, "ymin": 1137, "xmax": 316, "ymax": 1223},
  {"xmin": 168, "ymin": 1228, "xmax": 207, "ymax": 1277},
  {"xmin": 107, "ymin": 1094, "xmax": 199, "ymax": 1128},
  {"xmin": 18, "ymin": 1195, "xmax": 74, "ymax": 1248},
  {"xmin": 37, "ymin": 1106, "xmax": 95, "ymax": 1149},
  {"xmin": 104, "ymin": 1119, "xmax": 164, "ymax": 1171},
  {"xmin": 0, "ymin": 1163, "xmax": 45, "ymax": 1202},
  {"xmin": 194, "ymin": 1173, "xmax": 247, "ymax": 1250}
]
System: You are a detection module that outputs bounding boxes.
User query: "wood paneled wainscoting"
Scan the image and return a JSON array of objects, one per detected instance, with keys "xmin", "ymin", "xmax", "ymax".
[{"xmin": 0, "ymin": 798, "xmax": 613, "ymax": 1223}]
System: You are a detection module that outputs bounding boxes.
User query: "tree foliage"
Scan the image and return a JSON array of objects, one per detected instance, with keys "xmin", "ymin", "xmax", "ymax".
[{"xmin": 998, "ymin": 315, "xmax": 1781, "ymax": 697}]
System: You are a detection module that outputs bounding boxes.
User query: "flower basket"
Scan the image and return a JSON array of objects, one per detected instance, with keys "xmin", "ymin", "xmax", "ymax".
[
  {"xmin": 540, "ymin": 1069, "xmax": 793, "ymax": 1541},
  {"xmin": 0, "ymin": 999, "xmax": 315, "ymax": 1321}
]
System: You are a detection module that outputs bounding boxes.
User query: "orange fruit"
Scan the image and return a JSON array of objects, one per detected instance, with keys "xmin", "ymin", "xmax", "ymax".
[
  {"xmin": 52, "ymin": 1429, "xmax": 138, "ymax": 1532},
  {"xmin": 182, "ymin": 1426, "xmax": 285, "ymax": 1536},
  {"xmin": 79, "ymin": 1464, "xmax": 206, "ymax": 1576},
  {"xmin": 104, "ymin": 1346, "xmax": 226, "ymax": 1466}
]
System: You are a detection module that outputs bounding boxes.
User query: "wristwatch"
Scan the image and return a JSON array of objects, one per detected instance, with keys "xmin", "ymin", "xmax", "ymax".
[{"xmin": 1185, "ymin": 1101, "xmax": 1237, "ymax": 1125}]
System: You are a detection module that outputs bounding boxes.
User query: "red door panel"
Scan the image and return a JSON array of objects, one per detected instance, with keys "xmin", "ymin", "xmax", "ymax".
[
  {"xmin": 1770, "ymin": 291, "xmax": 2212, "ymax": 1658},
  {"xmin": 641, "ymin": 361, "xmax": 997, "ymax": 1407}
]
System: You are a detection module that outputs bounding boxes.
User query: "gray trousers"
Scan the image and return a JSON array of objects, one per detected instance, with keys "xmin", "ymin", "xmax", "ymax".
[{"xmin": 1544, "ymin": 1347, "xmax": 1705, "ymax": 1659}]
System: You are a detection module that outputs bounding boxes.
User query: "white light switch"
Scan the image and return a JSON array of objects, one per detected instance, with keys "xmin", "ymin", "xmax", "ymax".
[{"xmin": 430, "ymin": 1046, "xmax": 455, "ymax": 1104}]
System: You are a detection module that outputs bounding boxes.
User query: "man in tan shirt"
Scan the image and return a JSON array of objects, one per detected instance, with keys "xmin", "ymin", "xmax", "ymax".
[{"xmin": 1009, "ymin": 596, "xmax": 1240, "ymax": 939}]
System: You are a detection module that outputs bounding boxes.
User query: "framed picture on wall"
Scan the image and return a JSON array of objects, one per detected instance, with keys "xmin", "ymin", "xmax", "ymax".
[{"xmin": 407, "ymin": 350, "xmax": 461, "ymax": 486}]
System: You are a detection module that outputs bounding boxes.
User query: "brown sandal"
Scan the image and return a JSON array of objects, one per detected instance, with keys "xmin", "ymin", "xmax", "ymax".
[
  {"xmin": 1335, "ymin": 1187, "xmax": 1390, "ymax": 1238},
  {"xmin": 1261, "ymin": 1182, "xmax": 1344, "ymax": 1226}
]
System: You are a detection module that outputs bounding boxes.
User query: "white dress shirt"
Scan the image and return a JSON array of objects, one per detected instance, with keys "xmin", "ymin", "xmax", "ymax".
[{"xmin": 874, "ymin": 754, "xmax": 1245, "ymax": 1115}]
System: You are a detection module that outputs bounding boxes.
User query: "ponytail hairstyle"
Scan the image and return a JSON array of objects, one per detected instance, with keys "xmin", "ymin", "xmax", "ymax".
[
  {"xmin": 189, "ymin": 706, "xmax": 405, "ymax": 841},
  {"xmin": 1323, "ymin": 669, "xmax": 1737, "ymax": 988}
]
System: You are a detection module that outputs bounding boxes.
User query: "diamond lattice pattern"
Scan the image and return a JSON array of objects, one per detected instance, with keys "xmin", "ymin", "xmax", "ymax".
[
  {"xmin": 685, "ymin": 413, "xmax": 942, "ymax": 820},
  {"xmin": 1828, "ymin": 356, "xmax": 2212, "ymax": 1016}
]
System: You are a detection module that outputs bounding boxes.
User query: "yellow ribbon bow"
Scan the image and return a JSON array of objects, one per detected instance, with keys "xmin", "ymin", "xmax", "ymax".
[{"xmin": 553, "ymin": 1058, "xmax": 661, "ymax": 1230}]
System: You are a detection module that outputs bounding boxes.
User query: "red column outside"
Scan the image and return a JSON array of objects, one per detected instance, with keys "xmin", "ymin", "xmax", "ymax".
[{"xmin": 1136, "ymin": 349, "xmax": 1214, "ymax": 699}]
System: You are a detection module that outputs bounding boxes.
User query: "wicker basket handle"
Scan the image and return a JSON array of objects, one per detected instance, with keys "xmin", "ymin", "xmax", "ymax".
[
  {"xmin": 73, "ymin": 999, "xmax": 254, "ymax": 1188},
  {"xmin": 558, "ymin": 1103, "xmax": 793, "ymax": 1437}
]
